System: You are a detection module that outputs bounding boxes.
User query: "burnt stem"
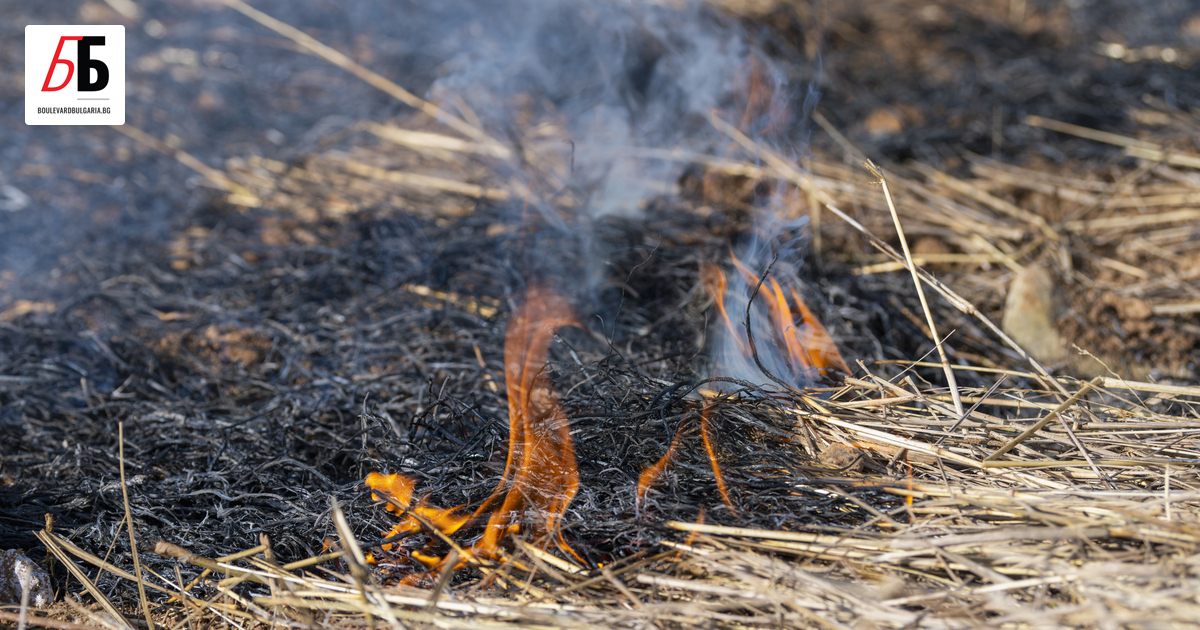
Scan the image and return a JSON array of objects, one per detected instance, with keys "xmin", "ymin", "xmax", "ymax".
[{"xmin": 743, "ymin": 253, "xmax": 799, "ymax": 395}]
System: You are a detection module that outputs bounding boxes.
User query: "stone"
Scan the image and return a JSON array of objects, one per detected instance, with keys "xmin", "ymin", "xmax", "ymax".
[{"xmin": 1001, "ymin": 265, "xmax": 1065, "ymax": 364}]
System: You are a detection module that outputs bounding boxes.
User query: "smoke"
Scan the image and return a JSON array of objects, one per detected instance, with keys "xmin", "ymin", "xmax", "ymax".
[
  {"xmin": 709, "ymin": 215, "xmax": 821, "ymax": 392},
  {"xmin": 2, "ymin": 0, "xmax": 827, "ymax": 391},
  {"xmin": 422, "ymin": 0, "xmax": 756, "ymax": 217},
  {"xmin": 410, "ymin": 0, "xmax": 829, "ymax": 388}
]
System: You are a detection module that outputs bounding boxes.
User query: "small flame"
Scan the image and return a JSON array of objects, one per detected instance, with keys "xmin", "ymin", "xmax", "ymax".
[
  {"xmin": 366, "ymin": 472, "xmax": 415, "ymax": 513},
  {"xmin": 635, "ymin": 420, "xmax": 684, "ymax": 514},
  {"xmin": 366, "ymin": 285, "xmax": 582, "ymax": 573},
  {"xmin": 474, "ymin": 285, "xmax": 581, "ymax": 561},
  {"xmin": 636, "ymin": 404, "xmax": 733, "ymax": 514},
  {"xmin": 365, "ymin": 472, "xmax": 471, "ymax": 552},
  {"xmin": 638, "ymin": 255, "xmax": 847, "ymax": 514},
  {"xmin": 703, "ymin": 257, "xmax": 848, "ymax": 385},
  {"xmin": 697, "ymin": 405, "xmax": 732, "ymax": 509}
]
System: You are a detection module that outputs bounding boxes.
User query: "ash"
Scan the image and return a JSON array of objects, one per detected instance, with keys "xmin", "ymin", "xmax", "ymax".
[{"xmin": 0, "ymin": 549, "xmax": 52, "ymax": 608}]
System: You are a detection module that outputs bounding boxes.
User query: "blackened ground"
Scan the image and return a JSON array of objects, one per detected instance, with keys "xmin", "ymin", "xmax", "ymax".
[{"xmin": 1, "ymin": 197, "xmax": 917, "ymax": 594}]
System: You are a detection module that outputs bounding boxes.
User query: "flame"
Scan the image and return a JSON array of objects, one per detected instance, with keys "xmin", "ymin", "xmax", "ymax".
[
  {"xmin": 642, "ymin": 47, "xmax": 843, "ymax": 518},
  {"xmin": 697, "ymin": 405, "xmax": 732, "ymax": 509},
  {"xmin": 705, "ymin": 258, "xmax": 849, "ymax": 382},
  {"xmin": 636, "ymin": 420, "xmax": 684, "ymax": 514},
  {"xmin": 366, "ymin": 285, "xmax": 582, "ymax": 574},
  {"xmin": 636, "ymin": 404, "xmax": 733, "ymax": 514},
  {"xmin": 366, "ymin": 472, "xmax": 415, "ymax": 513},
  {"xmin": 473, "ymin": 284, "xmax": 581, "ymax": 561},
  {"xmin": 365, "ymin": 472, "xmax": 470, "ymax": 552},
  {"xmin": 638, "ymin": 259, "xmax": 847, "ymax": 515}
]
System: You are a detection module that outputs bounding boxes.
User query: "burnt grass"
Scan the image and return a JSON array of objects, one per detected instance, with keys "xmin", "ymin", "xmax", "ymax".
[
  {"xmin": 0, "ymin": 197, "xmax": 923, "ymax": 593},
  {"xmin": 3, "ymin": 0, "xmax": 1199, "ymax": 607}
]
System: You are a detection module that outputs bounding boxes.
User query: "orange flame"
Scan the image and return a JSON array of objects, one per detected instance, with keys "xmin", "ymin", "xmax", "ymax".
[
  {"xmin": 638, "ymin": 260, "xmax": 847, "ymax": 515},
  {"xmin": 366, "ymin": 285, "xmax": 582, "ymax": 573},
  {"xmin": 365, "ymin": 472, "xmax": 471, "ymax": 552},
  {"xmin": 636, "ymin": 404, "xmax": 733, "ymax": 514},
  {"xmin": 709, "ymin": 258, "xmax": 849, "ymax": 380},
  {"xmin": 636, "ymin": 421, "xmax": 685, "ymax": 514},
  {"xmin": 697, "ymin": 405, "xmax": 732, "ymax": 509},
  {"xmin": 473, "ymin": 285, "xmax": 581, "ymax": 561}
]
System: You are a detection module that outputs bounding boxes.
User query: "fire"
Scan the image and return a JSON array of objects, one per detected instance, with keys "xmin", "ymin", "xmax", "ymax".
[
  {"xmin": 638, "ymin": 257, "xmax": 847, "ymax": 513},
  {"xmin": 635, "ymin": 403, "xmax": 732, "ymax": 514},
  {"xmin": 474, "ymin": 285, "xmax": 581, "ymax": 562},
  {"xmin": 635, "ymin": 419, "xmax": 684, "ymax": 514},
  {"xmin": 365, "ymin": 472, "xmax": 471, "ymax": 557},
  {"xmin": 706, "ymin": 257, "xmax": 848, "ymax": 383},
  {"xmin": 366, "ymin": 285, "xmax": 582, "ymax": 573},
  {"xmin": 367, "ymin": 263, "xmax": 846, "ymax": 567}
]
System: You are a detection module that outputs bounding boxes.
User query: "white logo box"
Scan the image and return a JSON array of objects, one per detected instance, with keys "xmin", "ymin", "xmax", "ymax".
[{"xmin": 26, "ymin": 25, "xmax": 125, "ymax": 125}]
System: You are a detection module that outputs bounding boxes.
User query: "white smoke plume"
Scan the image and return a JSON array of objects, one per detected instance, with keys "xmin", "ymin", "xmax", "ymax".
[
  {"xmin": 414, "ymin": 0, "xmax": 827, "ymax": 389},
  {"xmin": 422, "ymin": 0, "xmax": 756, "ymax": 216}
]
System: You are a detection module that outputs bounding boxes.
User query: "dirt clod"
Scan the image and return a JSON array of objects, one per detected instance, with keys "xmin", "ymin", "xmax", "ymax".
[{"xmin": 818, "ymin": 443, "xmax": 864, "ymax": 473}]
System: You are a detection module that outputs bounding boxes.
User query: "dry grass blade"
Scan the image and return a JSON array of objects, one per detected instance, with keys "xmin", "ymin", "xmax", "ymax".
[
  {"xmin": 1065, "ymin": 207, "xmax": 1200, "ymax": 232},
  {"xmin": 1098, "ymin": 379, "xmax": 1200, "ymax": 398},
  {"xmin": 219, "ymin": 0, "xmax": 510, "ymax": 159},
  {"xmin": 364, "ymin": 122, "xmax": 496, "ymax": 157},
  {"xmin": 18, "ymin": 580, "xmax": 29, "ymax": 630},
  {"xmin": 1026, "ymin": 114, "xmax": 1200, "ymax": 169},
  {"xmin": 151, "ymin": 542, "xmax": 272, "ymax": 587},
  {"xmin": 118, "ymin": 424, "xmax": 155, "ymax": 630},
  {"xmin": 828, "ymin": 198, "xmax": 1067, "ymax": 393},
  {"xmin": 853, "ymin": 253, "xmax": 1012, "ymax": 275},
  {"xmin": 1124, "ymin": 145, "xmax": 1200, "ymax": 169},
  {"xmin": 0, "ymin": 611, "xmax": 103, "ymax": 630},
  {"xmin": 333, "ymin": 153, "xmax": 511, "ymax": 200},
  {"xmin": 1151, "ymin": 301, "xmax": 1200, "ymax": 315},
  {"xmin": 33, "ymin": 531, "xmax": 132, "ymax": 630},
  {"xmin": 41, "ymin": 531, "xmax": 176, "ymax": 599},
  {"xmin": 330, "ymin": 499, "xmax": 371, "ymax": 594},
  {"xmin": 865, "ymin": 159, "xmax": 964, "ymax": 419},
  {"xmin": 333, "ymin": 498, "xmax": 404, "ymax": 628},
  {"xmin": 1025, "ymin": 115, "xmax": 1162, "ymax": 151},
  {"xmin": 984, "ymin": 378, "xmax": 1099, "ymax": 462},
  {"xmin": 110, "ymin": 125, "xmax": 257, "ymax": 203},
  {"xmin": 910, "ymin": 161, "xmax": 1061, "ymax": 241},
  {"xmin": 424, "ymin": 548, "xmax": 458, "ymax": 610}
]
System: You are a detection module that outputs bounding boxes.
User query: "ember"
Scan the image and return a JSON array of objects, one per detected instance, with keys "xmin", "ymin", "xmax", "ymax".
[{"xmin": 367, "ymin": 285, "xmax": 582, "ymax": 570}]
